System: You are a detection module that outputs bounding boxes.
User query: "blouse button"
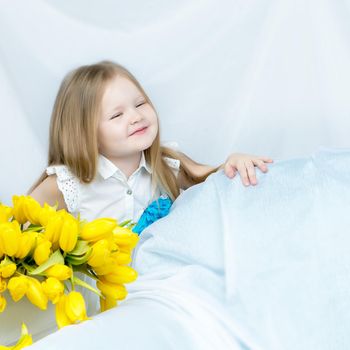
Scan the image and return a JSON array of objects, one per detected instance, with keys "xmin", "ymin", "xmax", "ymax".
[{"xmin": 126, "ymin": 189, "xmax": 133, "ymax": 195}]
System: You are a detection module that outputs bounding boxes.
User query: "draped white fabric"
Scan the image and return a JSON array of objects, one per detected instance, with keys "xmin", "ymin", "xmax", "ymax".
[
  {"xmin": 1, "ymin": 1, "xmax": 350, "ymax": 346},
  {"xmin": 15, "ymin": 148, "xmax": 350, "ymax": 349},
  {"xmin": 1, "ymin": 0, "xmax": 350, "ymax": 204}
]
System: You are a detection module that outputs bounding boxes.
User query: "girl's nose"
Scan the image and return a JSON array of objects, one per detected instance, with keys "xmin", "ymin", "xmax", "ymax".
[{"xmin": 129, "ymin": 108, "xmax": 142, "ymax": 124}]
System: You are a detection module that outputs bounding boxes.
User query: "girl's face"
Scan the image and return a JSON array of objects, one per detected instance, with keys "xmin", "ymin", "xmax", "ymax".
[{"xmin": 98, "ymin": 75, "xmax": 158, "ymax": 160}]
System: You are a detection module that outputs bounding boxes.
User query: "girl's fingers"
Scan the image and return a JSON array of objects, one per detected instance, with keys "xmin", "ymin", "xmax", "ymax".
[
  {"xmin": 253, "ymin": 159, "xmax": 268, "ymax": 173},
  {"xmin": 224, "ymin": 155, "xmax": 273, "ymax": 185},
  {"xmin": 245, "ymin": 161, "xmax": 257, "ymax": 185},
  {"xmin": 260, "ymin": 157, "xmax": 274, "ymax": 163},
  {"xmin": 224, "ymin": 163, "xmax": 237, "ymax": 178},
  {"xmin": 236, "ymin": 163, "xmax": 250, "ymax": 186}
]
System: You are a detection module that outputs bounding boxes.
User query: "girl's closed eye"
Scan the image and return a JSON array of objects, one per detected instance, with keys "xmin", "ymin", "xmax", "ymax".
[
  {"xmin": 110, "ymin": 100, "xmax": 147, "ymax": 119},
  {"xmin": 110, "ymin": 113, "xmax": 122, "ymax": 120},
  {"xmin": 136, "ymin": 101, "xmax": 146, "ymax": 108}
]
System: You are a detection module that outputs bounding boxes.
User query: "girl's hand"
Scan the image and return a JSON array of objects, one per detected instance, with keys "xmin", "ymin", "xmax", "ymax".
[{"xmin": 222, "ymin": 153, "xmax": 273, "ymax": 186}]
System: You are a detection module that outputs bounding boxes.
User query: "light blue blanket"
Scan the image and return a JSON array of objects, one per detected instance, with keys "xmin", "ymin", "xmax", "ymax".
[{"xmin": 29, "ymin": 148, "xmax": 350, "ymax": 350}]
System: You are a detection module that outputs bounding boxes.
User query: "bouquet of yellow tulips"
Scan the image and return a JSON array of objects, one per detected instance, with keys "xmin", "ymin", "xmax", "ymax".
[{"xmin": 0, "ymin": 195, "xmax": 139, "ymax": 349}]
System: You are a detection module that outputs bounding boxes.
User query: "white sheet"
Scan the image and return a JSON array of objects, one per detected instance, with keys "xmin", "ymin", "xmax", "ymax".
[{"xmin": 24, "ymin": 148, "xmax": 350, "ymax": 349}]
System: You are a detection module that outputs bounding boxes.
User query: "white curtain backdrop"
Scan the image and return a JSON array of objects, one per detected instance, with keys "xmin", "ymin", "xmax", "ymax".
[{"xmin": 1, "ymin": 0, "xmax": 350, "ymax": 205}]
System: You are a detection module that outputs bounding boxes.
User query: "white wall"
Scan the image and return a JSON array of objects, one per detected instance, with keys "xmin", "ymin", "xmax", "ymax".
[{"xmin": 1, "ymin": 0, "xmax": 350, "ymax": 204}]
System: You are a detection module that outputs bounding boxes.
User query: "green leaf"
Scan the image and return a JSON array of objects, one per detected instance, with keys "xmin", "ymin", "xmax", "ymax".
[
  {"xmin": 27, "ymin": 224, "xmax": 41, "ymax": 229},
  {"xmin": 119, "ymin": 219, "xmax": 132, "ymax": 227},
  {"xmin": 23, "ymin": 224, "xmax": 43, "ymax": 232},
  {"xmin": 66, "ymin": 248, "xmax": 92, "ymax": 266},
  {"xmin": 68, "ymin": 240, "xmax": 90, "ymax": 256},
  {"xmin": 28, "ymin": 249, "xmax": 64, "ymax": 275},
  {"xmin": 73, "ymin": 276, "xmax": 103, "ymax": 298}
]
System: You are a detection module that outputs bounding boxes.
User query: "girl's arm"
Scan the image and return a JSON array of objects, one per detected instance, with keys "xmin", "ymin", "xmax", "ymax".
[
  {"xmin": 176, "ymin": 152, "xmax": 222, "ymax": 190},
  {"xmin": 29, "ymin": 175, "xmax": 67, "ymax": 210},
  {"xmin": 177, "ymin": 152, "xmax": 273, "ymax": 188}
]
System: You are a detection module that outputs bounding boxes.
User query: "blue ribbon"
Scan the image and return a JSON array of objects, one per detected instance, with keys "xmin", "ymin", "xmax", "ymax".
[{"xmin": 132, "ymin": 195, "xmax": 173, "ymax": 235}]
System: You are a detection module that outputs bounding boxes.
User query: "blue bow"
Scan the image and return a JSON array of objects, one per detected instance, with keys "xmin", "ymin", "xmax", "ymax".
[{"xmin": 132, "ymin": 195, "xmax": 173, "ymax": 235}]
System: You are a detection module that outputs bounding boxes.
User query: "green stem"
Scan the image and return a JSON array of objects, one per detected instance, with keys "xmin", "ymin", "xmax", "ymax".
[
  {"xmin": 82, "ymin": 270, "xmax": 99, "ymax": 282},
  {"xmin": 74, "ymin": 265, "xmax": 99, "ymax": 281},
  {"xmin": 14, "ymin": 271, "xmax": 27, "ymax": 277},
  {"xmin": 69, "ymin": 264, "xmax": 75, "ymax": 291}
]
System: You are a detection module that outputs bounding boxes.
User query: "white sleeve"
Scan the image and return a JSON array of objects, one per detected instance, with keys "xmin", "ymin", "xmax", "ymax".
[{"xmin": 45, "ymin": 165, "xmax": 80, "ymax": 214}]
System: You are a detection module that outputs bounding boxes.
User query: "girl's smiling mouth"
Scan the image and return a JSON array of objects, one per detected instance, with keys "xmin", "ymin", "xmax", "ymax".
[{"xmin": 130, "ymin": 126, "xmax": 148, "ymax": 136}]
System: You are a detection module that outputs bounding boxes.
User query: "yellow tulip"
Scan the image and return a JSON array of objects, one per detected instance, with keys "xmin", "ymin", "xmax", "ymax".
[
  {"xmin": 0, "ymin": 277, "xmax": 6, "ymax": 293},
  {"xmin": 34, "ymin": 240, "xmax": 52, "ymax": 265},
  {"xmin": 113, "ymin": 226, "xmax": 139, "ymax": 249},
  {"xmin": 110, "ymin": 249, "xmax": 132, "ymax": 265},
  {"xmin": 0, "ymin": 264, "xmax": 16, "ymax": 278},
  {"xmin": 45, "ymin": 264, "xmax": 72, "ymax": 281},
  {"xmin": 14, "ymin": 233, "xmax": 36, "ymax": 260},
  {"xmin": 22, "ymin": 196, "xmax": 42, "ymax": 225},
  {"xmin": 12, "ymin": 195, "xmax": 43, "ymax": 225},
  {"xmin": 107, "ymin": 238, "xmax": 118, "ymax": 252},
  {"xmin": 0, "ymin": 257, "xmax": 17, "ymax": 278},
  {"xmin": 12, "ymin": 323, "xmax": 33, "ymax": 349},
  {"xmin": 26, "ymin": 277, "xmax": 48, "ymax": 310},
  {"xmin": 87, "ymin": 239, "xmax": 111, "ymax": 267},
  {"xmin": 39, "ymin": 203, "xmax": 57, "ymax": 227},
  {"xmin": 0, "ymin": 294, "xmax": 6, "ymax": 312},
  {"xmin": 80, "ymin": 218, "xmax": 117, "ymax": 242},
  {"xmin": 44, "ymin": 213, "xmax": 64, "ymax": 244},
  {"xmin": 12, "ymin": 195, "xmax": 27, "ymax": 224},
  {"xmin": 100, "ymin": 295, "xmax": 117, "ymax": 312},
  {"xmin": 7, "ymin": 276, "xmax": 28, "ymax": 302},
  {"xmin": 41, "ymin": 277, "xmax": 64, "ymax": 304},
  {"xmin": 59, "ymin": 214, "xmax": 78, "ymax": 252},
  {"xmin": 55, "ymin": 292, "xmax": 89, "ymax": 329},
  {"xmin": 33, "ymin": 233, "xmax": 46, "ymax": 248},
  {"xmin": 0, "ymin": 203, "xmax": 12, "ymax": 223},
  {"xmin": 96, "ymin": 279, "xmax": 127, "ymax": 300},
  {"xmin": 92, "ymin": 259, "xmax": 117, "ymax": 276},
  {"xmin": 64, "ymin": 291, "xmax": 89, "ymax": 323},
  {"xmin": 55, "ymin": 294, "xmax": 72, "ymax": 329},
  {"xmin": 99, "ymin": 265, "xmax": 138, "ymax": 284},
  {"xmin": 0, "ymin": 221, "xmax": 21, "ymax": 257}
]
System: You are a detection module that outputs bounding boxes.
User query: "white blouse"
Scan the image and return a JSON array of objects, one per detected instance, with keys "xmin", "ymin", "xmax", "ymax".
[
  {"xmin": 46, "ymin": 142, "xmax": 181, "ymax": 224},
  {"xmin": 45, "ymin": 142, "xmax": 181, "ymax": 317}
]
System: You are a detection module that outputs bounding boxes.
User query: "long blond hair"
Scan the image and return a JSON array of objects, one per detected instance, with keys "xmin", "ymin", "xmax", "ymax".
[{"xmin": 30, "ymin": 61, "xmax": 219, "ymax": 201}]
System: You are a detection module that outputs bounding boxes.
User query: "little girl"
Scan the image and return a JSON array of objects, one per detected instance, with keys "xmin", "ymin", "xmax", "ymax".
[{"xmin": 29, "ymin": 60, "xmax": 273, "ymax": 232}]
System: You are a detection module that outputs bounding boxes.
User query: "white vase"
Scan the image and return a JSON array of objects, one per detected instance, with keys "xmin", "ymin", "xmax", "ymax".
[
  {"xmin": 0, "ymin": 273, "xmax": 99, "ymax": 346},
  {"xmin": 0, "ymin": 290, "xmax": 57, "ymax": 345}
]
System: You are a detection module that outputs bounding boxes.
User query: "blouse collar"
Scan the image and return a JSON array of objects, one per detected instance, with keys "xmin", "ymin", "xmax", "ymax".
[{"xmin": 98, "ymin": 151, "xmax": 152, "ymax": 180}]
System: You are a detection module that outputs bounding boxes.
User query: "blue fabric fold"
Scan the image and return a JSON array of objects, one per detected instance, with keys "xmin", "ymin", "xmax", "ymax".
[{"xmin": 132, "ymin": 194, "xmax": 173, "ymax": 235}]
